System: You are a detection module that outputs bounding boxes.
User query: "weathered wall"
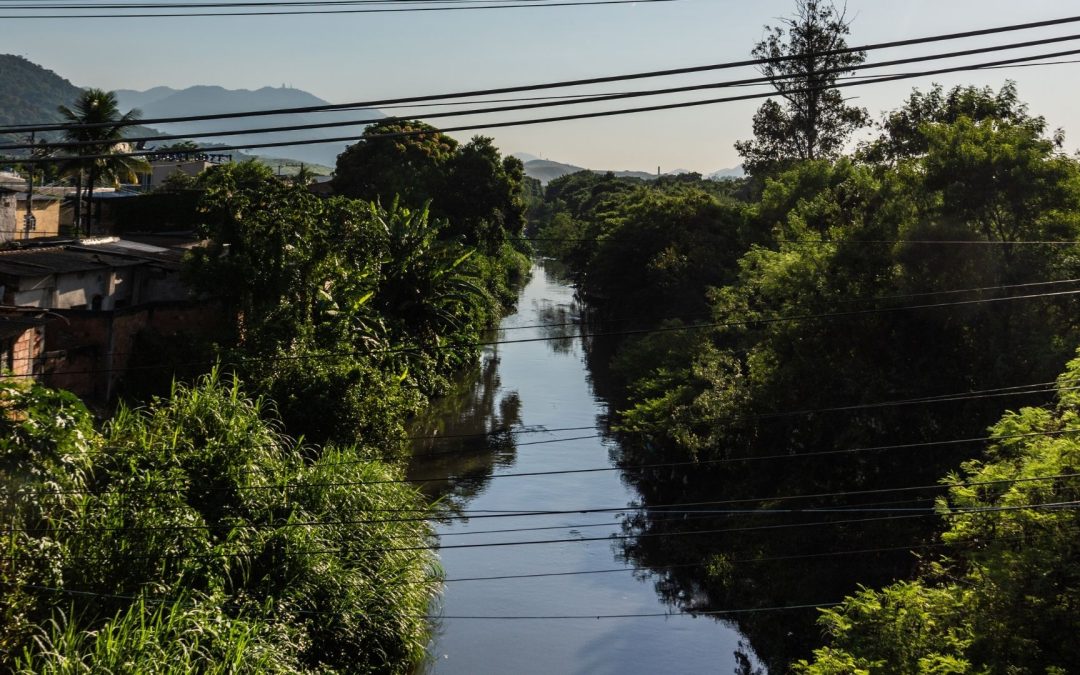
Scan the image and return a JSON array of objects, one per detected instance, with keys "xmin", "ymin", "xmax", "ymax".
[
  {"xmin": 0, "ymin": 193, "xmax": 17, "ymax": 243},
  {"xmin": 43, "ymin": 300, "xmax": 225, "ymax": 403}
]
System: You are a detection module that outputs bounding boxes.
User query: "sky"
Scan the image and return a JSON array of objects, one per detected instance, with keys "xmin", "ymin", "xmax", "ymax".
[{"xmin": 3, "ymin": 0, "xmax": 1080, "ymax": 173}]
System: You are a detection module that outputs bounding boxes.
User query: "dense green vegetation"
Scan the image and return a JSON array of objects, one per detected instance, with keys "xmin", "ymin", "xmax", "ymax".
[
  {"xmin": 333, "ymin": 121, "xmax": 528, "ymax": 254},
  {"xmin": 3, "ymin": 119, "xmax": 530, "ymax": 670},
  {"xmin": 796, "ymin": 354, "xmax": 1080, "ymax": 673},
  {"xmin": 1, "ymin": 372, "xmax": 438, "ymax": 673},
  {"xmin": 536, "ymin": 81, "xmax": 1080, "ymax": 670}
]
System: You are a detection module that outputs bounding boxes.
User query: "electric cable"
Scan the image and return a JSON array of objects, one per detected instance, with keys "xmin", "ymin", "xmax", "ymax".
[
  {"xmin": 11, "ymin": 30, "xmax": 1080, "ymax": 153},
  {"xmin": 5, "ymin": 13, "xmax": 1080, "ymax": 134}
]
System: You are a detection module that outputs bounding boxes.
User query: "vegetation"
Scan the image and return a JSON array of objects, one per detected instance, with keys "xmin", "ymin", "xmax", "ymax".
[
  {"xmin": 333, "ymin": 121, "xmax": 528, "ymax": 253},
  {"xmin": 534, "ymin": 81, "xmax": 1080, "ymax": 670},
  {"xmin": 56, "ymin": 88, "xmax": 150, "ymax": 233},
  {"xmin": 181, "ymin": 160, "xmax": 526, "ymax": 450},
  {"xmin": 795, "ymin": 353, "xmax": 1080, "ymax": 673},
  {"xmin": 0, "ymin": 372, "xmax": 439, "ymax": 673},
  {"xmin": 734, "ymin": 0, "xmax": 870, "ymax": 176},
  {"xmin": 0, "ymin": 119, "xmax": 529, "ymax": 670}
]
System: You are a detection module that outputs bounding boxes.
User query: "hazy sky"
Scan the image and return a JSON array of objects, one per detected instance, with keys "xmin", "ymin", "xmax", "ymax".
[{"xmin": 3, "ymin": 0, "xmax": 1080, "ymax": 172}]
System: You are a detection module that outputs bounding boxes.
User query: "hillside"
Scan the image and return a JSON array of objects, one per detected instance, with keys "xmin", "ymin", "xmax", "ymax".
[
  {"xmin": 114, "ymin": 85, "xmax": 385, "ymax": 167},
  {"xmin": 0, "ymin": 55, "xmax": 85, "ymax": 145},
  {"xmin": 523, "ymin": 158, "xmax": 656, "ymax": 185},
  {"xmin": 521, "ymin": 157, "xmax": 744, "ymax": 186}
]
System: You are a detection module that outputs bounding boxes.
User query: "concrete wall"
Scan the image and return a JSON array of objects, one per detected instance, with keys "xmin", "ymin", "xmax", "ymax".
[
  {"xmin": 55, "ymin": 270, "xmax": 109, "ymax": 310},
  {"xmin": 0, "ymin": 193, "xmax": 16, "ymax": 243},
  {"xmin": 43, "ymin": 300, "xmax": 225, "ymax": 403},
  {"xmin": 16, "ymin": 198, "xmax": 62, "ymax": 238}
]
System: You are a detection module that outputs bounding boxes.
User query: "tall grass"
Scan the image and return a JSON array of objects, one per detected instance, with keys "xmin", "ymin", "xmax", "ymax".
[{"xmin": 1, "ymin": 372, "xmax": 441, "ymax": 673}]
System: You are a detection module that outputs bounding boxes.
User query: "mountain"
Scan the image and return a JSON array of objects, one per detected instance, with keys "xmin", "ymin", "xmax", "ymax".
[
  {"xmin": 0, "ymin": 55, "xmax": 85, "ymax": 144},
  {"xmin": 522, "ymin": 158, "xmax": 656, "ymax": 185},
  {"xmin": 113, "ymin": 86, "xmax": 179, "ymax": 110},
  {"xmin": 707, "ymin": 165, "xmax": 745, "ymax": 180},
  {"xmin": 113, "ymin": 85, "xmax": 385, "ymax": 167}
]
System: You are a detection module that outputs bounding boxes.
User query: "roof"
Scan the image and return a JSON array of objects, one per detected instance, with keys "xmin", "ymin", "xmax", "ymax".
[{"xmin": 0, "ymin": 246, "xmax": 148, "ymax": 277}]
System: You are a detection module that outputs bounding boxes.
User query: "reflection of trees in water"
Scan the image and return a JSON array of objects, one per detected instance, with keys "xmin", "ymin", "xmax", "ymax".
[
  {"xmin": 611, "ymin": 451, "xmax": 950, "ymax": 672},
  {"xmin": 533, "ymin": 299, "xmax": 581, "ymax": 355},
  {"xmin": 407, "ymin": 349, "xmax": 523, "ymax": 509}
]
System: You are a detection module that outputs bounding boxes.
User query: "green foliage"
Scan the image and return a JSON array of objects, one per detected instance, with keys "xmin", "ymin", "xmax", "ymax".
[
  {"xmin": 333, "ymin": 120, "xmax": 458, "ymax": 209},
  {"xmin": 333, "ymin": 123, "xmax": 527, "ymax": 253},
  {"xmin": 56, "ymin": 89, "xmax": 151, "ymax": 231},
  {"xmin": 0, "ymin": 373, "xmax": 439, "ymax": 673},
  {"xmin": 183, "ymin": 161, "xmax": 508, "ymax": 446},
  {"xmin": 537, "ymin": 82, "xmax": 1080, "ymax": 670},
  {"xmin": 861, "ymin": 81, "xmax": 1052, "ymax": 163},
  {"xmin": 796, "ymin": 353, "xmax": 1080, "ymax": 673},
  {"xmin": 734, "ymin": 0, "xmax": 870, "ymax": 176}
]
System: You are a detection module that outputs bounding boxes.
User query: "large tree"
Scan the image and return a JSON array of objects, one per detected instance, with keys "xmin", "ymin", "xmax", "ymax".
[
  {"xmin": 333, "ymin": 121, "xmax": 526, "ymax": 252},
  {"xmin": 57, "ymin": 89, "xmax": 149, "ymax": 233},
  {"xmin": 734, "ymin": 0, "xmax": 870, "ymax": 176}
]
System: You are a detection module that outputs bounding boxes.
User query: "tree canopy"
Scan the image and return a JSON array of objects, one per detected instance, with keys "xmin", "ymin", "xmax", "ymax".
[
  {"xmin": 734, "ymin": 0, "xmax": 870, "ymax": 176},
  {"xmin": 332, "ymin": 121, "xmax": 526, "ymax": 253}
]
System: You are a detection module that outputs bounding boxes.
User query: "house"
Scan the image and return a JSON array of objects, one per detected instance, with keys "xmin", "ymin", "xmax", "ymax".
[
  {"xmin": 0, "ymin": 238, "xmax": 186, "ymax": 310},
  {"xmin": 0, "ymin": 236, "xmax": 222, "ymax": 402},
  {"xmin": 140, "ymin": 151, "xmax": 231, "ymax": 191}
]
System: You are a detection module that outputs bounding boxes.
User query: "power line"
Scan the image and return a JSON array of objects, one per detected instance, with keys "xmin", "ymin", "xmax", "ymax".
[
  {"xmin": 11, "ymin": 457, "xmax": 1078, "ymax": 529},
  {"xmin": 5, "ymin": 13, "xmax": 1080, "ymax": 135},
  {"xmin": 4, "ymin": 502, "xmax": 1076, "ymax": 563},
  {"xmin": 21, "ymin": 284, "xmax": 1080, "ymax": 379},
  {"xmin": 23, "ymin": 375, "xmax": 1074, "ymax": 473},
  {"xmin": 0, "ymin": 583, "xmax": 838, "ymax": 617},
  {"xmin": 12, "ymin": 30, "xmax": 1080, "ymax": 153},
  {"xmin": 10, "ymin": 45, "xmax": 1080, "ymax": 164},
  {"xmin": 0, "ymin": 0, "xmax": 677, "ymax": 18},
  {"xmin": 6, "ymin": 277, "xmax": 1078, "ymax": 369}
]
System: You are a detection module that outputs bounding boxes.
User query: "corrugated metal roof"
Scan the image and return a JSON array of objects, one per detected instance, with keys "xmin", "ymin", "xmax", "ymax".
[{"xmin": 0, "ymin": 247, "xmax": 145, "ymax": 277}]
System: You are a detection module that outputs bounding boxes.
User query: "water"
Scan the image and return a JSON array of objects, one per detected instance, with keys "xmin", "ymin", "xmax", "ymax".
[{"xmin": 409, "ymin": 261, "xmax": 751, "ymax": 674}]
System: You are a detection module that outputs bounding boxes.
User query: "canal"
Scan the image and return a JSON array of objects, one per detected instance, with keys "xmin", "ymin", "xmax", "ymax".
[{"xmin": 408, "ymin": 261, "xmax": 755, "ymax": 674}]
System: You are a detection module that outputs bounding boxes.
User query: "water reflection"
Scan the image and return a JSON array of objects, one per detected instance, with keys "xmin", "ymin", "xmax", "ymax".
[
  {"xmin": 409, "ymin": 261, "xmax": 752, "ymax": 675},
  {"xmin": 533, "ymin": 299, "xmax": 580, "ymax": 354},
  {"xmin": 407, "ymin": 348, "xmax": 522, "ymax": 507}
]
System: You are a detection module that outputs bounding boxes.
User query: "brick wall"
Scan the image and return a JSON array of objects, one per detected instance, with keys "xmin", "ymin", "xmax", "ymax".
[{"xmin": 43, "ymin": 300, "xmax": 226, "ymax": 403}]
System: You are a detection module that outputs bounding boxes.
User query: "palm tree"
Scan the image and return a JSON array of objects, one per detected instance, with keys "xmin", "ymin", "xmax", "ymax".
[{"xmin": 57, "ymin": 89, "xmax": 150, "ymax": 234}]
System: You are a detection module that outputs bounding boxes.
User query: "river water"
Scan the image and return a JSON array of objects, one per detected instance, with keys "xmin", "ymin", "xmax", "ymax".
[{"xmin": 408, "ymin": 261, "xmax": 754, "ymax": 674}]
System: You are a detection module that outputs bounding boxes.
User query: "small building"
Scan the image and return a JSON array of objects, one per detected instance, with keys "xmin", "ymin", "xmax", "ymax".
[
  {"xmin": 0, "ymin": 237, "xmax": 187, "ymax": 310},
  {"xmin": 140, "ymin": 151, "xmax": 231, "ymax": 191}
]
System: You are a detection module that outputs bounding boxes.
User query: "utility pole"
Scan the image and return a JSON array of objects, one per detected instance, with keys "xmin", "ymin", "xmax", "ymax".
[{"xmin": 24, "ymin": 131, "xmax": 37, "ymax": 239}]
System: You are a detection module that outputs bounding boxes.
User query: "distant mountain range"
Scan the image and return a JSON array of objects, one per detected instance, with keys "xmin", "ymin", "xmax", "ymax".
[
  {"xmin": 0, "ymin": 55, "xmax": 383, "ymax": 167},
  {"xmin": 513, "ymin": 154, "xmax": 744, "ymax": 185},
  {"xmin": 113, "ymin": 85, "xmax": 384, "ymax": 167},
  {"xmin": 0, "ymin": 55, "xmax": 744, "ymax": 179}
]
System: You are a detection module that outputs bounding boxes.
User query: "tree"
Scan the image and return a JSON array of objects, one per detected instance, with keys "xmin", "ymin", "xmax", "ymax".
[
  {"xmin": 734, "ymin": 0, "xmax": 870, "ymax": 176},
  {"xmin": 332, "ymin": 120, "xmax": 457, "ymax": 208},
  {"xmin": 333, "ymin": 122, "xmax": 526, "ymax": 251},
  {"xmin": 442, "ymin": 136, "xmax": 527, "ymax": 252},
  {"xmin": 57, "ymin": 89, "xmax": 149, "ymax": 233},
  {"xmin": 795, "ymin": 352, "xmax": 1080, "ymax": 673},
  {"xmin": 861, "ymin": 81, "xmax": 1055, "ymax": 163}
]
